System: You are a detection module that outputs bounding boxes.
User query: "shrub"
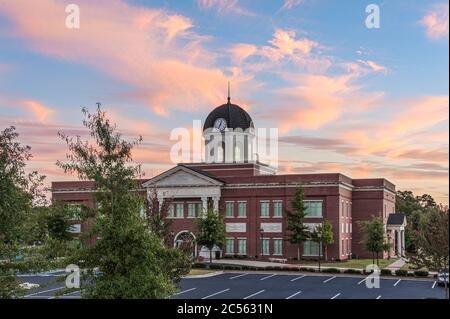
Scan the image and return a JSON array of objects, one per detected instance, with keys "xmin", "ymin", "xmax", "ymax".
[
  {"xmin": 209, "ymin": 264, "xmax": 223, "ymax": 270},
  {"xmin": 380, "ymin": 269, "xmax": 392, "ymax": 276},
  {"xmin": 306, "ymin": 268, "xmax": 316, "ymax": 272},
  {"xmin": 344, "ymin": 269, "xmax": 361, "ymax": 274},
  {"xmin": 265, "ymin": 266, "xmax": 274, "ymax": 271},
  {"xmin": 192, "ymin": 263, "xmax": 207, "ymax": 269},
  {"xmin": 395, "ymin": 269, "xmax": 408, "ymax": 276},
  {"xmin": 299, "ymin": 267, "xmax": 309, "ymax": 272},
  {"xmin": 322, "ymin": 268, "xmax": 341, "ymax": 273}
]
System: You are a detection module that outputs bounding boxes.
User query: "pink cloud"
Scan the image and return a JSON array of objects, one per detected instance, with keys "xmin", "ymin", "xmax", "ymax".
[
  {"xmin": 20, "ymin": 99, "xmax": 55, "ymax": 122},
  {"xmin": 420, "ymin": 3, "xmax": 449, "ymax": 40},
  {"xmin": 0, "ymin": 0, "xmax": 246, "ymax": 115}
]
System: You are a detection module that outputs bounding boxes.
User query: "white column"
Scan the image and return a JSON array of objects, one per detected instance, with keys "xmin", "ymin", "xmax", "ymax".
[
  {"xmin": 396, "ymin": 230, "xmax": 402, "ymax": 257},
  {"xmin": 213, "ymin": 197, "xmax": 219, "ymax": 212},
  {"xmin": 201, "ymin": 197, "xmax": 208, "ymax": 217},
  {"xmin": 401, "ymin": 229, "xmax": 405, "ymax": 257}
]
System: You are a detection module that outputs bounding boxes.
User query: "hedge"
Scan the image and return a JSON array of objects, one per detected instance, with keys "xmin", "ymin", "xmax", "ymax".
[
  {"xmin": 395, "ymin": 269, "xmax": 408, "ymax": 276},
  {"xmin": 322, "ymin": 268, "xmax": 341, "ymax": 273},
  {"xmin": 413, "ymin": 270, "xmax": 429, "ymax": 277},
  {"xmin": 380, "ymin": 269, "xmax": 392, "ymax": 276},
  {"xmin": 344, "ymin": 269, "xmax": 362, "ymax": 274}
]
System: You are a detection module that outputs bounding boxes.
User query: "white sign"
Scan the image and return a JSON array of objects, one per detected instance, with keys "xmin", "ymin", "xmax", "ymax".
[
  {"xmin": 261, "ymin": 223, "xmax": 282, "ymax": 233},
  {"xmin": 226, "ymin": 223, "xmax": 246, "ymax": 233}
]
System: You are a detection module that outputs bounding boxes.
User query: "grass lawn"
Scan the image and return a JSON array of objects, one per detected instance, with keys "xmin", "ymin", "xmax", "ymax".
[
  {"xmin": 188, "ymin": 268, "xmax": 219, "ymax": 276},
  {"xmin": 299, "ymin": 258, "xmax": 398, "ymax": 269}
]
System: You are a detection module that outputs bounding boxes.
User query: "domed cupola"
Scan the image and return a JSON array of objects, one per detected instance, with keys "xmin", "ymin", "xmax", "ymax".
[{"xmin": 203, "ymin": 84, "xmax": 256, "ymax": 164}]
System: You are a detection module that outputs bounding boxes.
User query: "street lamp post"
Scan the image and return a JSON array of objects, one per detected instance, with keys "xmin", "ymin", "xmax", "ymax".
[{"xmin": 260, "ymin": 228, "xmax": 264, "ymax": 259}]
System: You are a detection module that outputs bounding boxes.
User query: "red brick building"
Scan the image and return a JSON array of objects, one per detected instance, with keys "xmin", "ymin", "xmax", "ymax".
[{"xmin": 52, "ymin": 99, "xmax": 406, "ymax": 261}]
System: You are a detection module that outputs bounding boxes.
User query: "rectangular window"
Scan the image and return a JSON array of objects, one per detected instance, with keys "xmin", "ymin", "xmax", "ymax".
[
  {"xmin": 226, "ymin": 238, "xmax": 234, "ymax": 255},
  {"xmin": 273, "ymin": 239, "xmax": 282, "ymax": 255},
  {"xmin": 341, "ymin": 201, "xmax": 344, "ymax": 217},
  {"xmin": 175, "ymin": 203, "xmax": 184, "ymax": 218},
  {"xmin": 305, "ymin": 201, "xmax": 323, "ymax": 217},
  {"xmin": 260, "ymin": 201, "xmax": 270, "ymax": 217},
  {"xmin": 225, "ymin": 202, "xmax": 234, "ymax": 217},
  {"xmin": 350, "ymin": 223, "xmax": 352, "ymax": 233},
  {"xmin": 238, "ymin": 202, "xmax": 247, "ymax": 217},
  {"xmin": 262, "ymin": 238, "xmax": 270, "ymax": 255},
  {"xmin": 303, "ymin": 240, "xmax": 321, "ymax": 256},
  {"xmin": 341, "ymin": 223, "xmax": 344, "ymax": 233},
  {"xmin": 273, "ymin": 201, "xmax": 283, "ymax": 217},
  {"xmin": 345, "ymin": 223, "xmax": 348, "ymax": 233},
  {"xmin": 342, "ymin": 239, "xmax": 345, "ymax": 255},
  {"xmin": 188, "ymin": 203, "xmax": 200, "ymax": 218},
  {"xmin": 238, "ymin": 239, "xmax": 247, "ymax": 255}
]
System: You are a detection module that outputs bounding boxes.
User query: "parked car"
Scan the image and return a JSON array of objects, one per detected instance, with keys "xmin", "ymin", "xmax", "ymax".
[{"xmin": 437, "ymin": 268, "xmax": 449, "ymax": 286}]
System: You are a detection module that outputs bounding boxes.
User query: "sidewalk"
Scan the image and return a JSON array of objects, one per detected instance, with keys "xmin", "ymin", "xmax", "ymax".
[{"xmin": 386, "ymin": 258, "xmax": 407, "ymax": 271}]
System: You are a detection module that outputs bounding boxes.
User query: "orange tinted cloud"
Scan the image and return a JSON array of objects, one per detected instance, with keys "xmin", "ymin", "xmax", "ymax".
[
  {"xmin": 0, "ymin": 0, "xmax": 245, "ymax": 115},
  {"xmin": 20, "ymin": 99, "xmax": 54, "ymax": 122},
  {"xmin": 421, "ymin": 3, "xmax": 449, "ymax": 39}
]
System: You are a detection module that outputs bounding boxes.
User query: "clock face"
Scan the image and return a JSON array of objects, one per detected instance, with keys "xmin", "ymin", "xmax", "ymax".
[{"xmin": 214, "ymin": 118, "xmax": 227, "ymax": 131}]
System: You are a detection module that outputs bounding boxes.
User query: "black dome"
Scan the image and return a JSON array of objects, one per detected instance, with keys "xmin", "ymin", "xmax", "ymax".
[{"xmin": 203, "ymin": 102, "xmax": 253, "ymax": 131}]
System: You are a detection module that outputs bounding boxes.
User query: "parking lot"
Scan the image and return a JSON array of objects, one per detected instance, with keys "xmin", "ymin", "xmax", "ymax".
[{"xmin": 17, "ymin": 271, "xmax": 446, "ymax": 299}]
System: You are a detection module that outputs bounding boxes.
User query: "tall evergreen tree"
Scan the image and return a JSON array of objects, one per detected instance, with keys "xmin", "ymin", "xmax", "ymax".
[
  {"xmin": 57, "ymin": 105, "xmax": 189, "ymax": 298},
  {"xmin": 286, "ymin": 188, "xmax": 311, "ymax": 261}
]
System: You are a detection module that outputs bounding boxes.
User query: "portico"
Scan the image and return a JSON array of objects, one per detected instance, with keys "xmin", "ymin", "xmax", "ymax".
[{"xmin": 387, "ymin": 213, "xmax": 407, "ymax": 257}]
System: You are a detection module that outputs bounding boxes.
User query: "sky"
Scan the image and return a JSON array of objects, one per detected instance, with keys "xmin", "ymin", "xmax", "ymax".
[{"xmin": 0, "ymin": 0, "xmax": 448, "ymax": 204}]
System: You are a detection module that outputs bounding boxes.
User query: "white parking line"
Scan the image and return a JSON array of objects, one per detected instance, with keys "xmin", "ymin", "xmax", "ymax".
[
  {"xmin": 357, "ymin": 278, "xmax": 366, "ymax": 285},
  {"xmin": 290, "ymin": 275, "xmax": 306, "ymax": 282},
  {"xmin": 24, "ymin": 286, "xmax": 65, "ymax": 298},
  {"xmin": 176, "ymin": 287, "xmax": 197, "ymax": 295},
  {"xmin": 201, "ymin": 288, "xmax": 230, "ymax": 299},
  {"xmin": 376, "ymin": 295, "xmax": 382, "ymax": 299},
  {"xmin": 286, "ymin": 290, "xmax": 302, "ymax": 299},
  {"xmin": 393, "ymin": 279, "xmax": 401, "ymax": 287},
  {"xmin": 432, "ymin": 281, "xmax": 437, "ymax": 289},
  {"xmin": 330, "ymin": 293, "xmax": 341, "ymax": 299},
  {"xmin": 260, "ymin": 274, "xmax": 276, "ymax": 281},
  {"xmin": 243, "ymin": 290, "xmax": 265, "ymax": 299},
  {"xmin": 323, "ymin": 276, "xmax": 336, "ymax": 283},
  {"xmin": 229, "ymin": 274, "xmax": 248, "ymax": 280}
]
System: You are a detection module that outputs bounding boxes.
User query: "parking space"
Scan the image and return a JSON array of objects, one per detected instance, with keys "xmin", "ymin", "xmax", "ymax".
[{"xmin": 16, "ymin": 271, "xmax": 446, "ymax": 299}]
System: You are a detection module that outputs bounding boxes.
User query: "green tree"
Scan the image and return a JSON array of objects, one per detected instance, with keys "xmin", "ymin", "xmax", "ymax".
[
  {"xmin": 57, "ymin": 105, "xmax": 189, "ymax": 298},
  {"xmin": 409, "ymin": 207, "xmax": 449, "ymax": 298},
  {"xmin": 396, "ymin": 190, "xmax": 438, "ymax": 253},
  {"xmin": 145, "ymin": 187, "xmax": 174, "ymax": 246},
  {"xmin": 196, "ymin": 208, "xmax": 226, "ymax": 263},
  {"xmin": 359, "ymin": 217, "xmax": 391, "ymax": 266},
  {"xmin": 286, "ymin": 188, "xmax": 311, "ymax": 261},
  {"xmin": 311, "ymin": 220, "xmax": 334, "ymax": 270},
  {"xmin": 0, "ymin": 127, "xmax": 48, "ymax": 298}
]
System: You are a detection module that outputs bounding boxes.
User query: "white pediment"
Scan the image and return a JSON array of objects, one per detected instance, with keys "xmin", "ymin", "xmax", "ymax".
[{"xmin": 142, "ymin": 165, "xmax": 223, "ymax": 188}]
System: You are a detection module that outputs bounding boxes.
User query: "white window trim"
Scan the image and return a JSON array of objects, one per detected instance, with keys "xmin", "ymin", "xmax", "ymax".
[
  {"xmin": 225, "ymin": 237, "xmax": 235, "ymax": 255},
  {"xmin": 237, "ymin": 201, "xmax": 247, "ymax": 218},
  {"xmin": 237, "ymin": 238, "xmax": 247, "ymax": 255},
  {"xmin": 273, "ymin": 200, "xmax": 283, "ymax": 218},
  {"xmin": 225, "ymin": 201, "xmax": 235, "ymax": 218},
  {"xmin": 260, "ymin": 238, "xmax": 270, "ymax": 256},
  {"xmin": 273, "ymin": 238, "xmax": 283, "ymax": 256}
]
